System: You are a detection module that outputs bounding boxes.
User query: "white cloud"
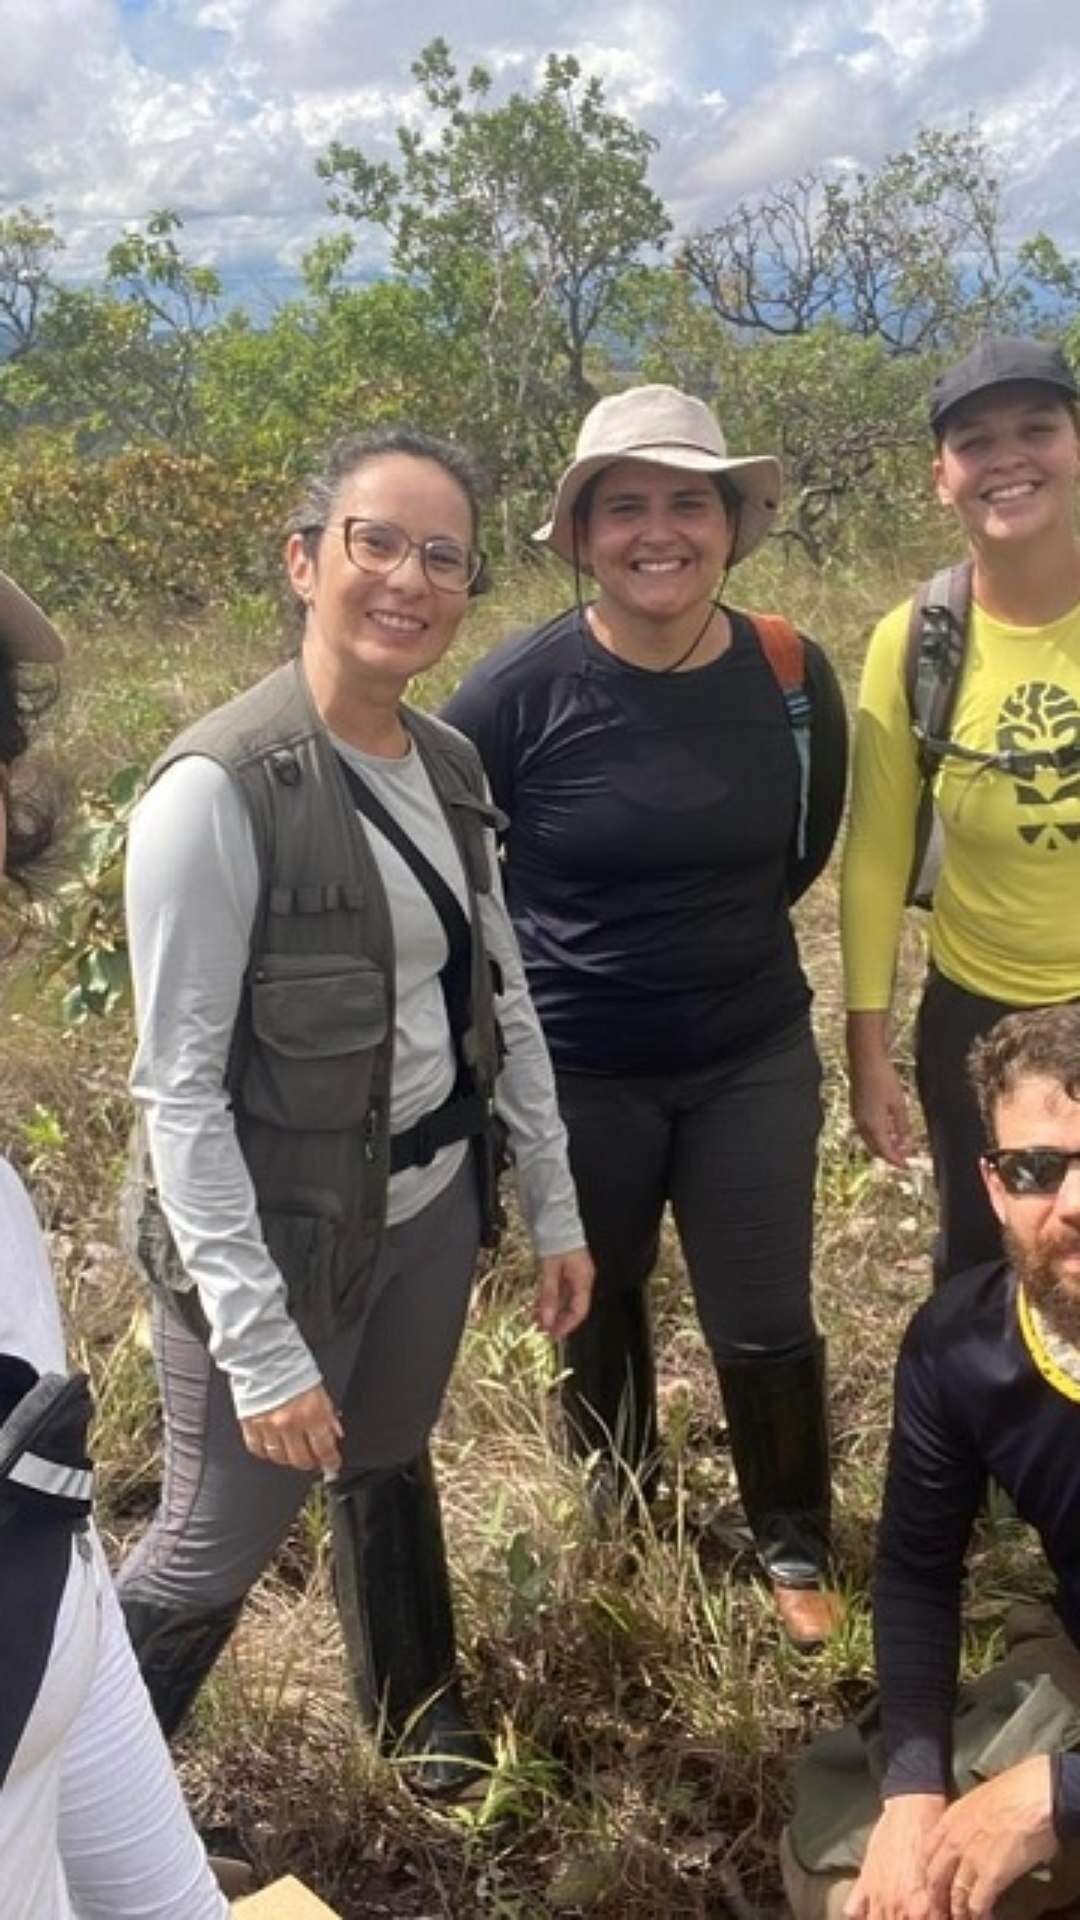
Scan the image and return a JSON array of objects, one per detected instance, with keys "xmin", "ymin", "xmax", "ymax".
[
  {"xmin": 0, "ymin": 0, "xmax": 1078, "ymax": 291},
  {"xmin": 192, "ymin": 1, "xmax": 246, "ymax": 30},
  {"xmin": 562, "ymin": 39, "xmax": 682, "ymax": 113},
  {"xmin": 861, "ymin": 0, "xmax": 988, "ymax": 79},
  {"xmin": 679, "ymin": 57, "xmax": 892, "ymax": 210},
  {"xmin": 783, "ymin": 4, "xmax": 857, "ymax": 60}
]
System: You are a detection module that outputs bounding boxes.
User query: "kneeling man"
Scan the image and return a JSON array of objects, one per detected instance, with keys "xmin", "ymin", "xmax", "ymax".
[{"xmin": 784, "ymin": 1005, "xmax": 1080, "ymax": 1920}]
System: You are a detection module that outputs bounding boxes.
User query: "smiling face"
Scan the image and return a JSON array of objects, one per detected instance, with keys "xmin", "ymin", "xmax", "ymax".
[
  {"xmin": 286, "ymin": 452, "xmax": 475, "ymax": 696},
  {"xmin": 934, "ymin": 383, "xmax": 1080, "ymax": 552},
  {"xmin": 982, "ymin": 1073, "xmax": 1080, "ymax": 1341},
  {"xmin": 578, "ymin": 459, "xmax": 735, "ymax": 630}
]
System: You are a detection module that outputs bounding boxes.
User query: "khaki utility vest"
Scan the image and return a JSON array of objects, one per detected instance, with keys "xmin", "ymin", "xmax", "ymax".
[{"xmin": 128, "ymin": 658, "xmax": 503, "ymax": 1345}]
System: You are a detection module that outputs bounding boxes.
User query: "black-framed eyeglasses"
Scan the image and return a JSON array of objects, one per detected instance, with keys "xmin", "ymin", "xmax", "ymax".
[
  {"xmin": 304, "ymin": 518, "xmax": 484, "ymax": 594},
  {"xmin": 984, "ymin": 1146, "xmax": 1080, "ymax": 1195}
]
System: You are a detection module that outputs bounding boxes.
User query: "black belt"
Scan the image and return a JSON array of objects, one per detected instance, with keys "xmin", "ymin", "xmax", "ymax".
[{"xmin": 389, "ymin": 1090, "xmax": 489, "ymax": 1175}]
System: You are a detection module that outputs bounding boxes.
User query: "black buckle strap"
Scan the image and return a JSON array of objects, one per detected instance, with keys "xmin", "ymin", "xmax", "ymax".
[
  {"xmin": 389, "ymin": 1090, "xmax": 489, "ymax": 1175},
  {"xmin": 0, "ymin": 1362, "xmax": 94, "ymax": 1526},
  {"xmin": 334, "ymin": 751, "xmax": 473, "ymax": 1036}
]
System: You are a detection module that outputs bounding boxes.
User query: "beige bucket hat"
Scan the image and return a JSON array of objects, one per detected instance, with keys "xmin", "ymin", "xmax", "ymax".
[
  {"xmin": 0, "ymin": 571, "xmax": 63, "ymax": 662},
  {"xmin": 534, "ymin": 384, "xmax": 782, "ymax": 569}
]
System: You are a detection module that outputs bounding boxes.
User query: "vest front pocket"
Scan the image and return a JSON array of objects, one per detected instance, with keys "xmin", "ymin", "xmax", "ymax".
[{"xmin": 244, "ymin": 952, "xmax": 388, "ymax": 1132}]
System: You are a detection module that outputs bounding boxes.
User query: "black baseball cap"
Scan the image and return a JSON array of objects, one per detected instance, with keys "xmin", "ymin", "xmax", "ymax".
[{"xmin": 930, "ymin": 335, "xmax": 1079, "ymax": 433}]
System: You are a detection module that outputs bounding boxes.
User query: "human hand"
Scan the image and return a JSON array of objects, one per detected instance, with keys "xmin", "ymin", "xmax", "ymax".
[
  {"xmin": 922, "ymin": 1757, "xmax": 1057, "ymax": 1920},
  {"xmin": 849, "ymin": 1054, "xmax": 913, "ymax": 1168},
  {"xmin": 240, "ymin": 1381, "xmax": 343, "ymax": 1473},
  {"xmin": 534, "ymin": 1247, "xmax": 594, "ymax": 1340},
  {"xmin": 844, "ymin": 1794, "xmax": 946, "ymax": 1920}
]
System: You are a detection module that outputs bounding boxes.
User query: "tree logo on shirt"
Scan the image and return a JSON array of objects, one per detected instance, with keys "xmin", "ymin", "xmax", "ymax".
[{"xmin": 996, "ymin": 682, "xmax": 1080, "ymax": 848}]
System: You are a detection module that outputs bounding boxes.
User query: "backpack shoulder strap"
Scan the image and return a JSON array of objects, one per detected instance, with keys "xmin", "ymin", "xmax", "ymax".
[
  {"xmin": 746, "ymin": 613, "xmax": 811, "ymax": 859},
  {"xmin": 748, "ymin": 611, "xmax": 804, "ymax": 691},
  {"xmin": 904, "ymin": 560, "xmax": 973, "ymax": 774},
  {"xmin": 902, "ymin": 560, "xmax": 972, "ymax": 908}
]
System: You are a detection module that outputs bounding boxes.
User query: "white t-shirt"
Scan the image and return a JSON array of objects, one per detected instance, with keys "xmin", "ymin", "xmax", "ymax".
[{"xmin": 0, "ymin": 1158, "xmax": 227, "ymax": 1919}]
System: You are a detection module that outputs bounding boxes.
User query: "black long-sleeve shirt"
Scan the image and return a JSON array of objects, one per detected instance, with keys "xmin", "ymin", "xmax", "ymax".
[
  {"xmin": 443, "ymin": 607, "xmax": 847, "ymax": 1077},
  {"xmin": 876, "ymin": 1263, "xmax": 1080, "ymax": 1835}
]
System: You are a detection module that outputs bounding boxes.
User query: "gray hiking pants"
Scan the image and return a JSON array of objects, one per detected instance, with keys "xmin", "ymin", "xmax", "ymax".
[{"xmin": 117, "ymin": 1158, "xmax": 481, "ymax": 1612}]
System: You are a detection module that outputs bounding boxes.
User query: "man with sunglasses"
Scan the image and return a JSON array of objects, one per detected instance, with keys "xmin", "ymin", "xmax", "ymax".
[{"xmin": 782, "ymin": 1004, "xmax": 1080, "ymax": 1920}]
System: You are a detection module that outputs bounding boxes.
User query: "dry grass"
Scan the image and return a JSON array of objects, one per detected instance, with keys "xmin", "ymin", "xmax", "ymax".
[{"xmin": 1, "ymin": 553, "xmax": 1046, "ymax": 1917}]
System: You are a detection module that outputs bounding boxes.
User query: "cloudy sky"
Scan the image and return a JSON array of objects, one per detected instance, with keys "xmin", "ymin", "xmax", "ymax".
[{"xmin": 5, "ymin": 0, "xmax": 1080, "ymax": 304}]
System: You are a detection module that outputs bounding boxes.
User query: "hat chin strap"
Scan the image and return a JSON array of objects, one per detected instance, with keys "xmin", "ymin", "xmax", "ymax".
[
  {"xmin": 571, "ymin": 517, "xmax": 589, "ymax": 622},
  {"xmin": 723, "ymin": 496, "xmax": 741, "ymax": 574}
]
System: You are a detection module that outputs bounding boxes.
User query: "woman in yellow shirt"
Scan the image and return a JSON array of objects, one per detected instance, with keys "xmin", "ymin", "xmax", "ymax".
[{"xmin": 842, "ymin": 336, "xmax": 1080, "ymax": 1281}]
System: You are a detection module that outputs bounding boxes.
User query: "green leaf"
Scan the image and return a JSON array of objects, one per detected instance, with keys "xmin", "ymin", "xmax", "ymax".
[{"xmin": 107, "ymin": 763, "xmax": 146, "ymax": 807}]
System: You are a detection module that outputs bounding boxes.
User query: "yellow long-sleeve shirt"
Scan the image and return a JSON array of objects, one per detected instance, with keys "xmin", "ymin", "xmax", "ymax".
[{"xmin": 842, "ymin": 594, "xmax": 1080, "ymax": 1010}]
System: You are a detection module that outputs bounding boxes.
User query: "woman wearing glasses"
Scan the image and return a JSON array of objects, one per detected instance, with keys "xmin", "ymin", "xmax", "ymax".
[
  {"xmin": 116, "ymin": 427, "xmax": 591, "ymax": 1795},
  {"xmin": 0, "ymin": 575, "xmax": 229, "ymax": 1917}
]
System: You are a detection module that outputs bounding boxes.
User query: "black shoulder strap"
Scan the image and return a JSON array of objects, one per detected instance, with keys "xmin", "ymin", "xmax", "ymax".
[
  {"xmin": 905, "ymin": 560, "xmax": 973, "ymax": 775},
  {"xmin": 334, "ymin": 752, "xmax": 472, "ymax": 1044},
  {"xmin": 903, "ymin": 560, "xmax": 972, "ymax": 908}
]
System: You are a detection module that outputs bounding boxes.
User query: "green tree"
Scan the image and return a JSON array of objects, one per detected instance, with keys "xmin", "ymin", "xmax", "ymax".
[
  {"xmin": 681, "ymin": 125, "xmax": 1080, "ymax": 354},
  {"xmin": 628, "ymin": 271, "xmax": 933, "ymax": 565},
  {"xmin": 0, "ymin": 433, "xmax": 283, "ymax": 612},
  {"xmin": 317, "ymin": 39, "xmax": 670, "ymax": 545},
  {"xmin": 0, "ymin": 205, "xmax": 63, "ymax": 362},
  {"xmin": 3, "ymin": 211, "xmax": 221, "ymax": 450},
  {"xmin": 197, "ymin": 259, "xmax": 464, "ymax": 473}
]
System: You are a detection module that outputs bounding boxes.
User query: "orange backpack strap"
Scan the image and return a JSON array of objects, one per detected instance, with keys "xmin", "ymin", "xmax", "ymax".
[
  {"xmin": 747, "ymin": 611, "xmax": 804, "ymax": 690},
  {"xmin": 746, "ymin": 612, "xmax": 811, "ymax": 859}
]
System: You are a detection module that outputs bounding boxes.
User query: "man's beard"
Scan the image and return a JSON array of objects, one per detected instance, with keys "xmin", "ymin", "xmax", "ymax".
[{"xmin": 1005, "ymin": 1225, "xmax": 1080, "ymax": 1346}]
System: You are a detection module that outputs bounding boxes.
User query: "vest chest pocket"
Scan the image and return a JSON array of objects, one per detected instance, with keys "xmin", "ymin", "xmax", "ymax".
[{"xmin": 244, "ymin": 952, "xmax": 388, "ymax": 1133}]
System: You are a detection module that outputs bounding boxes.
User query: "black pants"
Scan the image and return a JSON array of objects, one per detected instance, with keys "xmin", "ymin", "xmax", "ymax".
[
  {"xmin": 914, "ymin": 968, "xmax": 1074, "ymax": 1284},
  {"xmin": 556, "ymin": 1022, "xmax": 823, "ymax": 1365}
]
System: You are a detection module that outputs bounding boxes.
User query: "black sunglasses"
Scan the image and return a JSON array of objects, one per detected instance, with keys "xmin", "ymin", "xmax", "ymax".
[{"xmin": 984, "ymin": 1146, "xmax": 1080, "ymax": 1195}]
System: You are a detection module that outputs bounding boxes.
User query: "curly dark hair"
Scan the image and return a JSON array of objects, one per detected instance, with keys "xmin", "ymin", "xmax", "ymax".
[
  {"xmin": 969, "ymin": 1005, "xmax": 1080, "ymax": 1142},
  {"xmin": 0, "ymin": 631, "xmax": 60, "ymax": 881}
]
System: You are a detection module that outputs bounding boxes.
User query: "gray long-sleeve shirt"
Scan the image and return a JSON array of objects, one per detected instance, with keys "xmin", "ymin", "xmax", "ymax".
[{"xmin": 126, "ymin": 732, "xmax": 584, "ymax": 1419}]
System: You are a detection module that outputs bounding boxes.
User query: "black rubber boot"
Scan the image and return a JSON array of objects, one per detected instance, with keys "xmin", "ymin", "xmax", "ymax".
[
  {"xmin": 715, "ymin": 1338, "xmax": 842, "ymax": 1650},
  {"xmin": 120, "ymin": 1594, "xmax": 245, "ymax": 1738},
  {"xmin": 561, "ymin": 1286, "xmax": 660, "ymax": 1514},
  {"xmin": 330, "ymin": 1448, "xmax": 492, "ymax": 1798}
]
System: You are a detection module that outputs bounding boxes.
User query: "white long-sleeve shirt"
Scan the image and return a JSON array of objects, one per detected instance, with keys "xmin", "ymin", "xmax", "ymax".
[{"xmin": 126, "ymin": 730, "xmax": 583, "ymax": 1419}]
